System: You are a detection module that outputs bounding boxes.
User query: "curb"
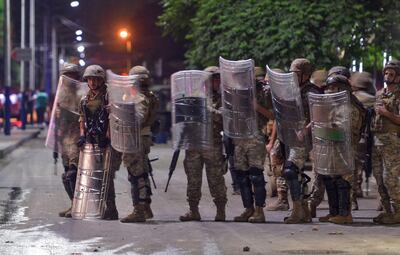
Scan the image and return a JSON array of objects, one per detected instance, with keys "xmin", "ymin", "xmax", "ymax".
[{"xmin": 0, "ymin": 130, "xmax": 41, "ymax": 159}]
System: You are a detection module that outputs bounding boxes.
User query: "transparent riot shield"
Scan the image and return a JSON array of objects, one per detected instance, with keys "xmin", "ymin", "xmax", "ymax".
[
  {"xmin": 72, "ymin": 144, "xmax": 111, "ymax": 219},
  {"xmin": 219, "ymin": 57, "xmax": 258, "ymax": 138},
  {"xmin": 171, "ymin": 70, "xmax": 213, "ymax": 150},
  {"xmin": 106, "ymin": 70, "xmax": 141, "ymax": 153},
  {"xmin": 267, "ymin": 66, "xmax": 306, "ymax": 147},
  {"xmin": 309, "ymin": 90, "xmax": 353, "ymax": 175},
  {"xmin": 45, "ymin": 75, "xmax": 88, "ymax": 153}
]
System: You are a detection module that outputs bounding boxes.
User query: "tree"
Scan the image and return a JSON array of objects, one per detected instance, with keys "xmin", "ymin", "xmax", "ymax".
[{"xmin": 159, "ymin": 0, "xmax": 400, "ymax": 70}]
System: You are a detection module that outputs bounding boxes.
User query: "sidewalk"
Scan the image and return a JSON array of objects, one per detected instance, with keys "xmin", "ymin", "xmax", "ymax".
[{"xmin": 0, "ymin": 127, "xmax": 41, "ymax": 159}]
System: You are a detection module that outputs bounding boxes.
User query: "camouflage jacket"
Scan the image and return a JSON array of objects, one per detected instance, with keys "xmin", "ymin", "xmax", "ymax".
[
  {"xmin": 137, "ymin": 90, "xmax": 159, "ymax": 136},
  {"xmin": 373, "ymin": 87, "xmax": 400, "ymax": 133}
]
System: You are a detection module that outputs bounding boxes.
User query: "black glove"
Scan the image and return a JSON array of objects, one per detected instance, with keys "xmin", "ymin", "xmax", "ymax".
[
  {"xmin": 77, "ymin": 136, "xmax": 86, "ymax": 148},
  {"xmin": 53, "ymin": 151, "xmax": 58, "ymax": 160},
  {"xmin": 98, "ymin": 137, "xmax": 110, "ymax": 148}
]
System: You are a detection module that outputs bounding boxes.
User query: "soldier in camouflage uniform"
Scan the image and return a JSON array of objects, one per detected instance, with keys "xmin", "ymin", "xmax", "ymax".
[
  {"xmin": 318, "ymin": 75, "xmax": 365, "ymax": 224},
  {"xmin": 57, "ymin": 63, "xmax": 81, "ymax": 218},
  {"xmin": 282, "ymin": 58, "xmax": 323, "ymax": 224},
  {"xmin": 77, "ymin": 65, "xmax": 122, "ymax": 220},
  {"xmin": 233, "ymin": 67, "xmax": 273, "ymax": 223},
  {"xmin": 120, "ymin": 66, "xmax": 160, "ymax": 223},
  {"xmin": 372, "ymin": 60, "xmax": 400, "ymax": 224},
  {"xmin": 264, "ymin": 69, "xmax": 290, "ymax": 211},
  {"xmin": 351, "ymin": 72, "xmax": 376, "ymax": 210},
  {"xmin": 309, "ymin": 66, "xmax": 352, "ymax": 217},
  {"xmin": 179, "ymin": 66, "xmax": 227, "ymax": 222}
]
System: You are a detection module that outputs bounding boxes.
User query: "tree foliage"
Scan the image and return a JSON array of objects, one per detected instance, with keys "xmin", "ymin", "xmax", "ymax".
[{"xmin": 159, "ymin": 0, "xmax": 400, "ymax": 70}]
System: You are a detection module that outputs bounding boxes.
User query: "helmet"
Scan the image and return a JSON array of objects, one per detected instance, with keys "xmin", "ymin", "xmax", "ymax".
[
  {"xmin": 129, "ymin": 65, "xmax": 150, "ymax": 78},
  {"xmin": 324, "ymin": 74, "xmax": 351, "ymax": 91},
  {"xmin": 328, "ymin": 66, "xmax": 351, "ymax": 79},
  {"xmin": 311, "ymin": 70, "xmax": 327, "ymax": 88},
  {"xmin": 289, "ymin": 58, "xmax": 314, "ymax": 76},
  {"xmin": 129, "ymin": 65, "xmax": 151, "ymax": 86},
  {"xmin": 204, "ymin": 66, "xmax": 220, "ymax": 74},
  {"xmin": 383, "ymin": 60, "xmax": 400, "ymax": 76},
  {"xmin": 60, "ymin": 63, "xmax": 80, "ymax": 76},
  {"xmin": 254, "ymin": 66, "xmax": 266, "ymax": 78},
  {"xmin": 82, "ymin": 65, "xmax": 105, "ymax": 81},
  {"xmin": 351, "ymin": 72, "xmax": 373, "ymax": 90}
]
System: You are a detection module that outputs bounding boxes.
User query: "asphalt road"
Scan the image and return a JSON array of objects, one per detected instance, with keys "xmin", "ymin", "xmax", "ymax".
[{"xmin": 0, "ymin": 133, "xmax": 399, "ymax": 255}]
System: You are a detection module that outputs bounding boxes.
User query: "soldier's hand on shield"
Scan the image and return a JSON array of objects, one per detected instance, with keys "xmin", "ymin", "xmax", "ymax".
[
  {"xmin": 77, "ymin": 136, "xmax": 86, "ymax": 148},
  {"xmin": 98, "ymin": 137, "xmax": 110, "ymax": 148},
  {"xmin": 295, "ymin": 129, "xmax": 306, "ymax": 142},
  {"xmin": 53, "ymin": 151, "xmax": 58, "ymax": 160},
  {"xmin": 266, "ymin": 141, "xmax": 274, "ymax": 154},
  {"xmin": 375, "ymin": 104, "xmax": 389, "ymax": 116}
]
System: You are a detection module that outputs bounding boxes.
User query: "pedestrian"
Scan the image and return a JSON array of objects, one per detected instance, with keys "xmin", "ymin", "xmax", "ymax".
[{"xmin": 34, "ymin": 88, "xmax": 48, "ymax": 127}]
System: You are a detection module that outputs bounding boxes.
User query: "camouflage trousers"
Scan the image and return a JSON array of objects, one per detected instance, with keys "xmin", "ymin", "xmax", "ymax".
[
  {"xmin": 234, "ymin": 137, "xmax": 266, "ymax": 171},
  {"xmin": 183, "ymin": 144, "xmax": 227, "ymax": 206},
  {"xmin": 61, "ymin": 135, "xmax": 80, "ymax": 169},
  {"xmin": 266, "ymin": 139, "xmax": 287, "ymax": 193},
  {"xmin": 122, "ymin": 136, "xmax": 152, "ymax": 205},
  {"xmin": 372, "ymin": 133, "xmax": 400, "ymax": 211},
  {"xmin": 310, "ymin": 172, "xmax": 353, "ymax": 204}
]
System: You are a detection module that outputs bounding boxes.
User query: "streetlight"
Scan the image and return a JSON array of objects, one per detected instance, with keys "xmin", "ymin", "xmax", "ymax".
[
  {"xmin": 119, "ymin": 29, "xmax": 132, "ymax": 71},
  {"xmin": 77, "ymin": 45, "xmax": 85, "ymax": 53},
  {"xmin": 75, "ymin": 30, "xmax": 83, "ymax": 36},
  {"xmin": 76, "ymin": 36, "xmax": 82, "ymax": 41},
  {"xmin": 70, "ymin": 1, "xmax": 79, "ymax": 8}
]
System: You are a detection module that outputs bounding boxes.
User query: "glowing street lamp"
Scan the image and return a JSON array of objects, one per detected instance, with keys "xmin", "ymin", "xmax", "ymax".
[
  {"xmin": 70, "ymin": 1, "xmax": 79, "ymax": 7},
  {"xmin": 77, "ymin": 45, "xmax": 85, "ymax": 53},
  {"xmin": 75, "ymin": 29, "xmax": 83, "ymax": 36},
  {"xmin": 119, "ymin": 29, "xmax": 132, "ymax": 70}
]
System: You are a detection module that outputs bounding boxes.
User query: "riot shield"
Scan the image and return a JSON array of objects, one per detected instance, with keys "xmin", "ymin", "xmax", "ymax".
[
  {"xmin": 309, "ymin": 90, "xmax": 353, "ymax": 175},
  {"xmin": 45, "ymin": 75, "xmax": 88, "ymax": 153},
  {"xmin": 219, "ymin": 57, "xmax": 258, "ymax": 138},
  {"xmin": 107, "ymin": 70, "xmax": 141, "ymax": 153},
  {"xmin": 171, "ymin": 70, "xmax": 213, "ymax": 150},
  {"xmin": 72, "ymin": 144, "xmax": 111, "ymax": 219},
  {"xmin": 266, "ymin": 66, "xmax": 306, "ymax": 147}
]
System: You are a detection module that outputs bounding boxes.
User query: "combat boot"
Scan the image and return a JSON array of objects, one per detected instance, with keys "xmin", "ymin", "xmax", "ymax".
[
  {"xmin": 328, "ymin": 214, "xmax": 353, "ymax": 224},
  {"xmin": 373, "ymin": 200, "xmax": 392, "ymax": 222},
  {"xmin": 233, "ymin": 207, "xmax": 255, "ymax": 222},
  {"xmin": 248, "ymin": 206, "xmax": 265, "ymax": 223},
  {"xmin": 180, "ymin": 206, "xmax": 201, "ymax": 221},
  {"xmin": 318, "ymin": 214, "xmax": 332, "ymax": 222},
  {"xmin": 379, "ymin": 207, "xmax": 400, "ymax": 224},
  {"xmin": 284, "ymin": 201, "xmax": 305, "ymax": 224},
  {"xmin": 214, "ymin": 202, "xmax": 226, "ymax": 222},
  {"xmin": 144, "ymin": 203, "xmax": 153, "ymax": 219},
  {"xmin": 59, "ymin": 206, "xmax": 72, "ymax": 218},
  {"xmin": 266, "ymin": 190, "xmax": 289, "ymax": 211},
  {"xmin": 120, "ymin": 204, "xmax": 146, "ymax": 223},
  {"xmin": 102, "ymin": 200, "xmax": 119, "ymax": 220}
]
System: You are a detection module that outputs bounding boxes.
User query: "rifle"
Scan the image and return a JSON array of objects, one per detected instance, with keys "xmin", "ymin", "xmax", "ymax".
[
  {"xmin": 363, "ymin": 107, "xmax": 375, "ymax": 196},
  {"xmin": 147, "ymin": 157, "xmax": 159, "ymax": 189},
  {"xmin": 164, "ymin": 149, "xmax": 180, "ymax": 192}
]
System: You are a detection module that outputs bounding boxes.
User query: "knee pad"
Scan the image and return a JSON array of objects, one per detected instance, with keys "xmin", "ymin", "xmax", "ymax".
[
  {"xmin": 282, "ymin": 161, "xmax": 299, "ymax": 181},
  {"xmin": 128, "ymin": 172, "xmax": 149, "ymax": 184},
  {"xmin": 248, "ymin": 167, "xmax": 265, "ymax": 187},
  {"xmin": 65, "ymin": 168, "xmax": 77, "ymax": 182}
]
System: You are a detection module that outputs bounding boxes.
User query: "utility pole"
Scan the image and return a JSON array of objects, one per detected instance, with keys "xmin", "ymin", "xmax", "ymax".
[
  {"xmin": 29, "ymin": 0, "xmax": 35, "ymax": 91},
  {"xmin": 20, "ymin": 0, "xmax": 27, "ymax": 130},
  {"xmin": 3, "ymin": 0, "xmax": 11, "ymax": 135},
  {"xmin": 51, "ymin": 24, "xmax": 57, "ymax": 95}
]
